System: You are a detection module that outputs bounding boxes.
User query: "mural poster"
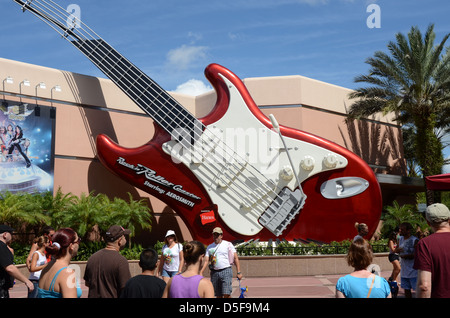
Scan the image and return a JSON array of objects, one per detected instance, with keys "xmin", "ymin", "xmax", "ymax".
[{"xmin": 0, "ymin": 101, "xmax": 55, "ymax": 194}]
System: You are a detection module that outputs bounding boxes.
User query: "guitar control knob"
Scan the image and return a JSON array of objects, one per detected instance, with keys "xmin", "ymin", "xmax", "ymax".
[
  {"xmin": 323, "ymin": 153, "xmax": 338, "ymax": 168},
  {"xmin": 300, "ymin": 156, "xmax": 315, "ymax": 171},
  {"xmin": 279, "ymin": 165, "xmax": 294, "ymax": 181}
]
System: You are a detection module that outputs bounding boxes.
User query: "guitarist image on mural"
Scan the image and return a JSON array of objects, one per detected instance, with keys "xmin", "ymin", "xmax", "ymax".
[{"xmin": 8, "ymin": 125, "xmax": 32, "ymax": 168}]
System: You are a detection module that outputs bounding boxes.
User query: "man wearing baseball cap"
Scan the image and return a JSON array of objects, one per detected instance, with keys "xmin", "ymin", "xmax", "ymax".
[
  {"xmin": 84, "ymin": 225, "xmax": 131, "ymax": 298},
  {"xmin": 414, "ymin": 203, "xmax": 450, "ymax": 298},
  {"xmin": 0, "ymin": 225, "xmax": 34, "ymax": 298},
  {"xmin": 200, "ymin": 227, "xmax": 243, "ymax": 298}
]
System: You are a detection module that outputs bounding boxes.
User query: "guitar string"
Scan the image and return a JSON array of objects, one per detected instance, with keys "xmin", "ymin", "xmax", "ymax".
[
  {"xmin": 22, "ymin": 0, "xmax": 301, "ymax": 228},
  {"xmin": 30, "ymin": 0, "xmax": 306, "ymax": 234},
  {"xmin": 25, "ymin": 0, "xmax": 290, "ymax": 213},
  {"xmin": 34, "ymin": 0, "xmax": 284, "ymax": 203},
  {"xmin": 32, "ymin": 0, "xmax": 300, "ymax": 224}
]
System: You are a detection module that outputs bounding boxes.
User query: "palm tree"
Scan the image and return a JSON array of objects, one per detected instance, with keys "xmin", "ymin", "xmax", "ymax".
[
  {"xmin": 0, "ymin": 191, "xmax": 50, "ymax": 236},
  {"xmin": 348, "ymin": 24, "xmax": 450, "ymax": 205},
  {"xmin": 381, "ymin": 201, "xmax": 429, "ymax": 238},
  {"xmin": 105, "ymin": 193, "xmax": 153, "ymax": 247},
  {"xmin": 61, "ymin": 191, "xmax": 106, "ymax": 240},
  {"xmin": 38, "ymin": 188, "xmax": 77, "ymax": 229}
]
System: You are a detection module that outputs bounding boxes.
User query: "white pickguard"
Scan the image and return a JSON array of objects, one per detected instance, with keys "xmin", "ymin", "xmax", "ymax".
[{"xmin": 163, "ymin": 74, "xmax": 347, "ymax": 236}]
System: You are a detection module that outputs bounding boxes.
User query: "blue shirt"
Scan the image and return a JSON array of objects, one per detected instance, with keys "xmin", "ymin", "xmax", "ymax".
[{"xmin": 336, "ymin": 274, "xmax": 391, "ymax": 298}]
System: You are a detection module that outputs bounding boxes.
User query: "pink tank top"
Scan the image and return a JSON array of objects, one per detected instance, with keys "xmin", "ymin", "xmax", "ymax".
[{"xmin": 169, "ymin": 274, "xmax": 203, "ymax": 298}]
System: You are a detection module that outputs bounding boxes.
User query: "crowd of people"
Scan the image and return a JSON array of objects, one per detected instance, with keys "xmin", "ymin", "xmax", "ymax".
[
  {"xmin": 0, "ymin": 202, "xmax": 449, "ymax": 299},
  {"xmin": 337, "ymin": 202, "xmax": 450, "ymax": 298},
  {"xmin": 0, "ymin": 224, "xmax": 242, "ymax": 299}
]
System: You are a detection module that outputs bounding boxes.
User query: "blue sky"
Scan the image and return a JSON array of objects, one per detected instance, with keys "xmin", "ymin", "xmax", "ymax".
[
  {"xmin": 2, "ymin": 0, "xmax": 450, "ymax": 171},
  {"xmin": 3, "ymin": 0, "xmax": 450, "ymax": 92}
]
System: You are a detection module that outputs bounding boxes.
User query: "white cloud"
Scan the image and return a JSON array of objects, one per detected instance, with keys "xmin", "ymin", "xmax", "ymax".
[
  {"xmin": 166, "ymin": 45, "xmax": 208, "ymax": 71},
  {"xmin": 228, "ymin": 32, "xmax": 246, "ymax": 41},
  {"xmin": 444, "ymin": 163, "xmax": 450, "ymax": 174},
  {"xmin": 187, "ymin": 32, "xmax": 203, "ymax": 43},
  {"xmin": 298, "ymin": 0, "xmax": 328, "ymax": 4},
  {"xmin": 174, "ymin": 79, "xmax": 212, "ymax": 96},
  {"xmin": 444, "ymin": 153, "xmax": 450, "ymax": 174}
]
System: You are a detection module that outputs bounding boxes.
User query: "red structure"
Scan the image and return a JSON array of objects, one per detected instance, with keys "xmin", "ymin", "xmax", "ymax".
[
  {"xmin": 15, "ymin": 0, "xmax": 383, "ymax": 245},
  {"xmin": 96, "ymin": 64, "xmax": 383, "ymax": 244},
  {"xmin": 425, "ymin": 173, "xmax": 450, "ymax": 191}
]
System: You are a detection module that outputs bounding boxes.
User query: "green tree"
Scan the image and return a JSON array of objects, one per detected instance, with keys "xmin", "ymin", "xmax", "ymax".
[
  {"xmin": 102, "ymin": 193, "xmax": 153, "ymax": 247},
  {"xmin": 37, "ymin": 188, "xmax": 77, "ymax": 230},
  {"xmin": 348, "ymin": 24, "xmax": 450, "ymax": 205},
  {"xmin": 0, "ymin": 191, "xmax": 50, "ymax": 234},
  {"xmin": 0, "ymin": 189, "xmax": 153, "ymax": 245},
  {"xmin": 55, "ymin": 191, "xmax": 153, "ymax": 243},
  {"xmin": 60, "ymin": 191, "xmax": 106, "ymax": 240},
  {"xmin": 380, "ymin": 201, "xmax": 429, "ymax": 238}
]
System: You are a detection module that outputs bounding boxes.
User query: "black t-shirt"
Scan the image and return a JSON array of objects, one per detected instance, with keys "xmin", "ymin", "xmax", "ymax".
[
  {"xmin": 0, "ymin": 241, "xmax": 14, "ymax": 291},
  {"xmin": 120, "ymin": 274, "xmax": 166, "ymax": 298}
]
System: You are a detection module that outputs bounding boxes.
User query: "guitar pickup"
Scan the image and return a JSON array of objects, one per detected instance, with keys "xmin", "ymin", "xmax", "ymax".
[
  {"xmin": 259, "ymin": 187, "xmax": 306, "ymax": 236},
  {"xmin": 320, "ymin": 177, "xmax": 369, "ymax": 199}
]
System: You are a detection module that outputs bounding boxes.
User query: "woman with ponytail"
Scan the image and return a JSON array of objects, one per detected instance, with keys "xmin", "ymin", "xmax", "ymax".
[
  {"xmin": 353, "ymin": 222, "xmax": 369, "ymax": 242},
  {"xmin": 163, "ymin": 241, "xmax": 214, "ymax": 298},
  {"xmin": 38, "ymin": 228, "xmax": 82, "ymax": 298},
  {"xmin": 27, "ymin": 235, "xmax": 49, "ymax": 298}
]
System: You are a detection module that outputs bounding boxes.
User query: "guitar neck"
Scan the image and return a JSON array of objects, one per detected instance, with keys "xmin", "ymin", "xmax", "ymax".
[
  {"xmin": 73, "ymin": 39, "xmax": 200, "ymax": 134},
  {"xmin": 14, "ymin": 0, "xmax": 201, "ymax": 137}
]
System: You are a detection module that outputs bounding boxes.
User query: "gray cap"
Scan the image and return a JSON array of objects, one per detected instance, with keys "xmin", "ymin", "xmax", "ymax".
[{"xmin": 425, "ymin": 203, "xmax": 450, "ymax": 223}]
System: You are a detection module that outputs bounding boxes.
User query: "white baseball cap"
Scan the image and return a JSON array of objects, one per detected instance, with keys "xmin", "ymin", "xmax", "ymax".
[{"xmin": 165, "ymin": 230, "xmax": 176, "ymax": 237}]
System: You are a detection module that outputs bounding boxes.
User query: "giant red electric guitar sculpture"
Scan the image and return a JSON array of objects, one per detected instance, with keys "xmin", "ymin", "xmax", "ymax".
[{"xmin": 14, "ymin": 0, "xmax": 382, "ymax": 244}]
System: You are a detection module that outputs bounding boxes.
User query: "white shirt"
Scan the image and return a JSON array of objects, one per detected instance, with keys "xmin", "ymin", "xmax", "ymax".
[
  {"xmin": 398, "ymin": 235, "xmax": 418, "ymax": 278},
  {"xmin": 28, "ymin": 250, "xmax": 47, "ymax": 280},
  {"xmin": 205, "ymin": 240, "xmax": 236, "ymax": 270},
  {"xmin": 162, "ymin": 243, "xmax": 183, "ymax": 272}
]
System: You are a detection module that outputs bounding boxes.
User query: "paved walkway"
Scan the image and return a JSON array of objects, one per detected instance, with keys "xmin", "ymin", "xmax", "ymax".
[
  {"xmin": 10, "ymin": 271, "xmax": 411, "ymax": 298},
  {"xmin": 230, "ymin": 271, "xmax": 411, "ymax": 298}
]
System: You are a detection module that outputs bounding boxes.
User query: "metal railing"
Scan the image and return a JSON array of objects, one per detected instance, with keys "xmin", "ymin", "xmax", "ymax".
[{"xmin": 236, "ymin": 244, "xmax": 389, "ymax": 256}]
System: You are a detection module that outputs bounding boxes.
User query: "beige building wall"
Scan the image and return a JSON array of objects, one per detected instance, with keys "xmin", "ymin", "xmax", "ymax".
[{"xmin": 0, "ymin": 57, "xmax": 415, "ymax": 244}]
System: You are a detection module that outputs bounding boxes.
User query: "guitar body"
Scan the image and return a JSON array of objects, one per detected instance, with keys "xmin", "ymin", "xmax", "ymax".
[
  {"xmin": 14, "ymin": 0, "xmax": 382, "ymax": 245},
  {"xmin": 12, "ymin": 0, "xmax": 383, "ymax": 245},
  {"xmin": 97, "ymin": 64, "xmax": 382, "ymax": 244}
]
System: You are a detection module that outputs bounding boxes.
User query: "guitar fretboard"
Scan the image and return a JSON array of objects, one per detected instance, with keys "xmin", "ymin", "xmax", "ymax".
[
  {"xmin": 14, "ymin": 0, "xmax": 203, "ymax": 144},
  {"xmin": 73, "ymin": 39, "xmax": 201, "ymax": 140}
]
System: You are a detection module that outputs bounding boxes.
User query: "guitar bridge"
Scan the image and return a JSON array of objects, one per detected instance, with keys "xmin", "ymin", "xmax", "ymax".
[{"xmin": 259, "ymin": 187, "xmax": 306, "ymax": 236}]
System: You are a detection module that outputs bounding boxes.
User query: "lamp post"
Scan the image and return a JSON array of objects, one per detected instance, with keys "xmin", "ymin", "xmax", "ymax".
[
  {"xmin": 2, "ymin": 76, "xmax": 13, "ymax": 87},
  {"xmin": 50, "ymin": 85, "xmax": 61, "ymax": 118},
  {"xmin": 2, "ymin": 77, "xmax": 14, "ymax": 108},
  {"xmin": 51, "ymin": 85, "xmax": 61, "ymax": 106},
  {"xmin": 35, "ymin": 82, "xmax": 46, "ymax": 95},
  {"xmin": 20, "ymin": 79, "xmax": 30, "ymax": 92},
  {"xmin": 34, "ymin": 82, "xmax": 46, "ymax": 116}
]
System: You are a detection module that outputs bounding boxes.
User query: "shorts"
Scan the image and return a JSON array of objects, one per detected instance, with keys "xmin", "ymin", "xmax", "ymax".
[
  {"xmin": 388, "ymin": 253, "xmax": 400, "ymax": 262},
  {"xmin": 401, "ymin": 277, "xmax": 417, "ymax": 290},
  {"xmin": 28, "ymin": 280, "xmax": 39, "ymax": 298},
  {"xmin": 210, "ymin": 267, "xmax": 233, "ymax": 296},
  {"xmin": 162, "ymin": 268, "xmax": 178, "ymax": 278}
]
